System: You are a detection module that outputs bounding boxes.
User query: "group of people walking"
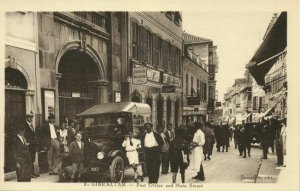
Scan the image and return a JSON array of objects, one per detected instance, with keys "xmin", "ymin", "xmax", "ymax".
[
  {"xmin": 13, "ymin": 113, "xmax": 84, "ymax": 182},
  {"xmin": 122, "ymin": 121, "xmax": 217, "ymax": 183}
]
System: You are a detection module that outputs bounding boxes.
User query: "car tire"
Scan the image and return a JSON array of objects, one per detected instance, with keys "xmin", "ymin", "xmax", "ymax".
[{"xmin": 110, "ymin": 156, "xmax": 124, "ymax": 182}]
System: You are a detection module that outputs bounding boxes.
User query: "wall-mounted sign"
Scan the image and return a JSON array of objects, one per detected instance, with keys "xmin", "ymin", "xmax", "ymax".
[
  {"xmin": 147, "ymin": 68, "xmax": 161, "ymax": 82},
  {"xmin": 216, "ymin": 102, "xmax": 222, "ymax": 107},
  {"xmin": 173, "ymin": 77, "xmax": 181, "ymax": 87},
  {"xmin": 114, "ymin": 91, "xmax": 121, "ymax": 102},
  {"xmin": 162, "ymin": 85, "xmax": 176, "ymax": 93},
  {"xmin": 72, "ymin": 92, "xmax": 80, "ymax": 98},
  {"xmin": 163, "ymin": 73, "xmax": 174, "ymax": 84},
  {"xmin": 132, "ymin": 67, "xmax": 147, "ymax": 84},
  {"xmin": 187, "ymin": 96, "xmax": 201, "ymax": 106}
]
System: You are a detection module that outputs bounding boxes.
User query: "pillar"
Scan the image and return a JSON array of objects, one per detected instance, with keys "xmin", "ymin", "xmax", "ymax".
[
  {"xmin": 170, "ymin": 98, "xmax": 175, "ymax": 130},
  {"xmin": 152, "ymin": 94, "xmax": 157, "ymax": 131},
  {"xmin": 163, "ymin": 96, "xmax": 167, "ymax": 129},
  {"xmin": 97, "ymin": 81, "xmax": 109, "ymax": 104},
  {"xmin": 55, "ymin": 73, "xmax": 62, "ymax": 126}
]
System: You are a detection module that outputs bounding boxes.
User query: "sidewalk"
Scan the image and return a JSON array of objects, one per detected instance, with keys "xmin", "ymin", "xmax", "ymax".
[{"xmin": 255, "ymin": 152, "xmax": 283, "ymax": 183}]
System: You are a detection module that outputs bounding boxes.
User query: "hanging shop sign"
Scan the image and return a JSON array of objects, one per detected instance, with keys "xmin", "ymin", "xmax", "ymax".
[
  {"xmin": 163, "ymin": 73, "xmax": 174, "ymax": 84},
  {"xmin": 162, "ymin": 85, "xmax": 176, "ymax": 93},
  {"xmin": 147, "ymin": 68, "xmax": 161, "ymax": 83},
  {"xmin": 187, "ymin": 96, "xmax": 201, "ymax": 106},
  {"xmin": 173, "ymin": 77, "xmax": 181, "ymax": 87},
  {"xmin": 132, "ymin": 67, "xmax": 147, "ymax": 84}
]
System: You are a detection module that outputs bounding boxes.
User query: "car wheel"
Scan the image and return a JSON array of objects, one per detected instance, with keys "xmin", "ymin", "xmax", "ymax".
[{"xmin": 110, "ymin": 156, "xmax": 124, "ymax": 182}]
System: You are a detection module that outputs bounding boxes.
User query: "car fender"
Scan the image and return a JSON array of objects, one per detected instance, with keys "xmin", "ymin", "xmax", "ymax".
[{"xmin": 108, "ymin": 150, "xmax": 126, "ymax": 159}]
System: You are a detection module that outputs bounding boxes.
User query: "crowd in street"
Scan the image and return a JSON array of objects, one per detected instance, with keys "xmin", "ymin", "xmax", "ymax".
[{"xmin": 12, "ymin": 111, "xmax": 287, "ymax": 183}]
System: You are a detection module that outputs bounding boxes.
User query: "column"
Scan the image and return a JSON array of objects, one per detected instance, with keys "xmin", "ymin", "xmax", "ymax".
[
  {"xmin": 170, "ymin": 98, "xmax": 175, "ymax": 130},
  {"xmin": 55, "ymin": 73, "xmax": 62, "ymax": 125},
  {"xmin": 163, "ymin": 96, "xmax": 167, "ymax": 129},
  {"xmin": 152, "ymin": 94, "xmax": 157, "ymax": 131},
  {"xmin": 97, "ymin": 81, "xmax": 109, "ymax": 104}
]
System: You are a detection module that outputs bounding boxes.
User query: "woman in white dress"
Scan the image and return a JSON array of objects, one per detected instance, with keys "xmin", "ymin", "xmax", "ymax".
[
  {"xmin": 60, "ymin": 123, "xmax": 69, "ymax": 153},
  {"xmin": 122, "ymin": 131, "xmax": 143, "ymax": 182},
  {"xmin": 191, "ymin": 122, "xmax": 205, "ymax": 181}
]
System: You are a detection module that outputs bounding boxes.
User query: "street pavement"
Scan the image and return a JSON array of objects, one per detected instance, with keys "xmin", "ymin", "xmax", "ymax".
[{"xmin": 7, "ymin": 140, "xmax": 267, "ymax": 183}]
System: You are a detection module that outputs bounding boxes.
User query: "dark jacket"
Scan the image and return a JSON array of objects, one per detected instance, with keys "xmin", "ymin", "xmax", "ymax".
[
  {"xmin": 24, "ymin": 122, "xmax": 38, "ymax": 149},
  {"xmin": 164, "ymin": 130, "xmax": 175, "ymax": 145},
  {"xmin": 169, "ymin": 137, "xmax": 189, "ymax": 165},
  {"xmin": 141, "ymin": 131, "xmax": 164, "ymax": 151},
  {"xmin": 14, "ymin": 135, "xmax": 32, "ymax": 167},
  {"xmin": 43, "ymin": 123, "xmax": 60, "ymax": 140},
  {"xmin": 69, "ymin": 141, "xmax": 85, "ymax": 163}
]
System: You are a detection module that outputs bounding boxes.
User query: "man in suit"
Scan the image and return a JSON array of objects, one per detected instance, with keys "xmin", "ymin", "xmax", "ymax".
[
  {"xmin": 161, "ymin": 123, "xmax": 174, "ymax": 174},
  {"xmin": 24, "ymin": 112, "xmax": 40, "ymax": 178},
  {"xmin": 15, "ymin": 124, "xmax": 32, "ymax": 182},
  {"xmin": 69, "ymin": 131, "xmax": 85, "ymax": 182},
  {"xmin": 43, "ymin": 115, "xmax": 61, "ymax": 175},
  {"xmin": 141, "ymin": 123, "xmax": 164, "ymax": 183}
]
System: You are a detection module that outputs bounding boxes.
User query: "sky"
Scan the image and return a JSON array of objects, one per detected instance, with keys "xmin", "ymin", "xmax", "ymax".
[{"xmin": 182, "ymin": 11, "xmax": 276, "ymax": 101}]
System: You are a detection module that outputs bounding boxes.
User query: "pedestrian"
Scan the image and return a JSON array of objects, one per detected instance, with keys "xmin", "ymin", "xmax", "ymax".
[
  {"xmin": 260, "ymin": 118, "xmax": 273, "ymax": 159},
  {"xmin": 235, "ymin": 125, "xmax": 243, "ymax": 156},
  {"xmin": 214, "ymin": 125, "xmax": 221, "ymax": 152},
  {"xmin": 69, "ymin": 131, "xmax": 85, "ymax": 182},
  {"xmin": 141, "ymin": 123, "xmax": 164, "ymax": 183},
  {"xmin": 202, "ymin": 122, "xmax": 215, "ymax": 160},
  {"xmin": 14, "ymin": 124, "xmax": 32, "ymax": 182},
  {"xmin": 238, "ymin": 126, "xmax": 249, "ymax": 158},
  {"xmin": 42, "ymin": 114, "xmax": 61, "ymax": 175},
  {"xmin": 162, "ymin": 123, "xmax": 174, "ymax": 174},
  {"xmin": 158, "ymin": 127, "xmax": 168, "ymax": 174},
  {"xmin": 60, "ymin": 122, "xmax": 69, "ymax": 153},
  {"xmin": 274, "ymin": 118, "xmax": 286, "ymax": 167},
  {"xmin": 191, "ymin": 122, "xmax": 205, "ymax": 181},
  {"xmin": 169, "ymin": 128, "xmax": 189, "ymax": 183},
  {"xmin": 122, "ymin": 131, "xmax": 143, "ymax": 182},
  {"xmin": 233, "ymin": 125, "xmax": 239, "ymax": 149},
  {"xmin": 244, "ymin": 124, "xmax": 252, "ymax": 157},
  {"xmin": 24, "ymin": 112, "xmax": 40, "ymax": 178}
]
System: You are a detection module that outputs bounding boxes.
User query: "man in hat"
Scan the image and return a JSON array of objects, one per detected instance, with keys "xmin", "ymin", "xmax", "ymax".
[
  {"xmin": 24, "ymin": 112, "xmax": 40, "ymax": 178},
  {"xmin": 43, "ymin": 115, "xmax": 60, "ymax": 175},
  {"xmin": 14, "ymin": 124, "xmax": 32, "ymax": 182},
  {"xmin": 141, "ymin": 123, "xmax": 164, "ymax": 183}
]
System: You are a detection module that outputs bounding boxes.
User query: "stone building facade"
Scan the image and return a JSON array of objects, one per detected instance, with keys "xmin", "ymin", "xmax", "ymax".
[{"xmin": 121, "ymin": 12, "xmax": 183, "ymax": 130}]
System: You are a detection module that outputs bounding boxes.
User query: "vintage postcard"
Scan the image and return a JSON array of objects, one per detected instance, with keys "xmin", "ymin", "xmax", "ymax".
[{"xmin": 0, "ymin": 0, "xmax": 299, "ymax": 191}]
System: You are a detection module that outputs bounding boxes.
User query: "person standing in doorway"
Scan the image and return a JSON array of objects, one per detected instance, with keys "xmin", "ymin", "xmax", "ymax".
[
  {"xmin": 191, "ymin": 122, "xmax": 205, "ymax": 181},
  {"xmin": 14, "ymin": 124, "xmax": 32, "ymax": 182},
  {"xmin": 43, "ymin": 115, "xmax": 61, "ymax": 175},
  {"xmin": 24, "ymin": 112, "xmax": 40, "ymax": 178},
  {"xmin": 141, "ymin": 123, "xmax": 164, "ymax": 183}
]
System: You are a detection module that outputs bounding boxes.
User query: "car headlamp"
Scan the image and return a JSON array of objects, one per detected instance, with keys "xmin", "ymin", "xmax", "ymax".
[{"xmin": 97, "ymin": 152, "xmax": 105, "ymax": 159}]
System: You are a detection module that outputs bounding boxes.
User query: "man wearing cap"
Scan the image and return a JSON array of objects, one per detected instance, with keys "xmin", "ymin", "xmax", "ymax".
[
  {"xmin": 24, "ymin": 112, "xmax": 40, "ymax": 178},
  {"xmin": 141, "ymin": 123, "xmax": 164, "ymax": 183},
  {"xmin": 14, "ymin": 124, "xmax": 32, "ymax": 182},
  {"xmin": 43, "ymin": 115, "xmax": 60, "ymax": 175}
]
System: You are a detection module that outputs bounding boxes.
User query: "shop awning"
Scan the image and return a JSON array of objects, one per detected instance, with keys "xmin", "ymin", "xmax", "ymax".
[
  {"xmin": 246, "ymin": 12, "xmax": 287, "ymax": 86},
  {"xmin": 77, "ymin": 102, "xmax": 151, "ymax": 117}
]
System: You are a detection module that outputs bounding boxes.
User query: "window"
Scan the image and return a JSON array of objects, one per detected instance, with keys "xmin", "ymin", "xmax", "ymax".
[
  {"xmin": 176, "ymin": 48, "xmax": 181, "ymax": 75},
  {"xmin": 165, "ymin": 12, "xmax": 173, "ymax": 20},
  {"xmin": 186, "ymin": 74, "xmax": 189, "ymax": 95},
  {"xmin": 253, "ymin": 96, "xmax": 257, "ymax": 110},
  {"xmin": 209, "ymin": 86, "xmax": 213, "ymax": 99},
  {"xmin": 191, "ymin": 76, "xmax": 194, "ymax": 95},
  {"xmin": 162, "ymin": 41, "xmax": 170, "ymax": 71},
  {"xmin": 197, "ymin": 79, "xmax": 200, "ymax": 97},
  {"xmin": 138, "ymin": 26, "xmax": 147, "ymax": 63},
  {"xmin": 132, "ymin": 22, "xmax": 138, "ymax": 60},
  {"xmin": 174, "ymin": 12, "xmax": 181, "ymax": 26},
  {"xmin": 152, "ymin": 34, "xmax": 161, "ymax": 67},
  {"xmin": 146, "ymin": 31, "xmax": 152, "ymax": 65},
  {"xmin": 204, "ymin": 83, "xmax": 207, "ymax": 100},
  {"xmin": 170, "ymin": 45, "xmax": 177, "ymax": 73}
]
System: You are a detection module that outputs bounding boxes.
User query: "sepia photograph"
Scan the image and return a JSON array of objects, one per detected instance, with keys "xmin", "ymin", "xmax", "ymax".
[{"xmin": 0, "ymin": 1, "xmax": 299, "ymax": 191}]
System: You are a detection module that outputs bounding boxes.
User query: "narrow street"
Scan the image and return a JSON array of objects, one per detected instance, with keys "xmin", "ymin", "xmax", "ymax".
[{"xmin": 9, "ymin": 141, "xmax": 264, "ymax": 183}]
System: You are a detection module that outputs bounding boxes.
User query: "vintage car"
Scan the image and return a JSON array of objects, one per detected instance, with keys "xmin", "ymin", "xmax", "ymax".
[
  {"xmin": 243, "ymin": 122, "xmax": 261, "ymax": 144},
  {"xmin": 63, "ymin": 102, "xmax": 151, "ymax": 182}
]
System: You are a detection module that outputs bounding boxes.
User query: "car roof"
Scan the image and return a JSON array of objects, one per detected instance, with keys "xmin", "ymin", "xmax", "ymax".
[{"xmin": 77, "ymin": 102, "xmax": 151, "ymax": 117}]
